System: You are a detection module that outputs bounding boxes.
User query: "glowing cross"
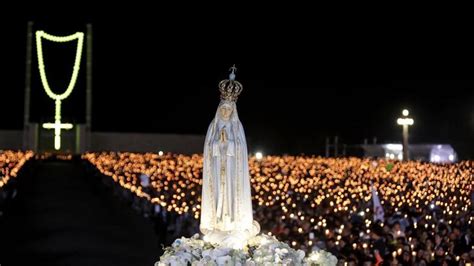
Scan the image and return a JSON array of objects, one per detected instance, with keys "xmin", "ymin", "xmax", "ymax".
[
  {"xmin": 43, "ymin": 121, "xmax": 73, "ymax": 149},
  {"xmin": 42, "ymin": 112, "xmax": 74, "ymax": 150},
  {"xmin": 43, "ymin": 101, "xmax": 73, "ymax": 150}
]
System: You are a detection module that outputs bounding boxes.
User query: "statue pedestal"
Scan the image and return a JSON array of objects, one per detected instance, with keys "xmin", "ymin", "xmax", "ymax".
[{"xmin": 156, "ymin": 234, "xmax": 337, "ymax": 266}]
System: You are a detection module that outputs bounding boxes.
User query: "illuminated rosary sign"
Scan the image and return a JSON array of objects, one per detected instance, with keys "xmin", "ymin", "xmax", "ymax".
[{"xmin": 35, "ymin": 30, "xmax": 84, "ymax": 150}]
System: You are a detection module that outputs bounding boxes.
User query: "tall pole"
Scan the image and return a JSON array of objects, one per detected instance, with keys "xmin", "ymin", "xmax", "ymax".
[
  {"xmin": 402, "ymin": 124, "xmax": 409, "ymax": 161},
  {"xmin": 334, "ymin": 136, "xmax": 338, "ymax": 157},
  {"xmin": 23, "ymin": 21, "xmax": 34, "ymax": 150},
  {"xmin": 397, "ymin": 109, "xmax": 414, "ymax": 161},
  {"xmin": 85, "ymin": 24, "xmax": 93, "ymax": 151}
]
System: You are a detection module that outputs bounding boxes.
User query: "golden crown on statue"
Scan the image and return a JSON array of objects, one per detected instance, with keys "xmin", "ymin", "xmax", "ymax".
[{"xmin": 219, "ymin": 64, "xmax": 243, "ymax": 102}]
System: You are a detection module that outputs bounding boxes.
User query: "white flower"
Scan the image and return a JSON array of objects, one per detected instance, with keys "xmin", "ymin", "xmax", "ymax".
[
  {"xmin": 297, "ymin": 250, "xmax": 306, "ymax": 261},
  {"xmin": 304, "ymin": 250, "xmax": 337, "ymax": 266},
  {"xmin": 157, "ymin": 234, "xmax": 337, "ymax": 266},
  {"xmin": 216, "ymin": 255, "xmax": 232, "ymax": 265},
  {"xmin": 172, "ymin": 239, "xmax": 182, "ymax": 248},
  {"xmin": 192, "ymin": 258, "xmax": 217, "ymax": 266}
]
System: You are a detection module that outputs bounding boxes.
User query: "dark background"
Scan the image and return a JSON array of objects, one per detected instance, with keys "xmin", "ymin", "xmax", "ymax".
[{"xmin": 0, "ymin": 11, "xmax": 473, "ymax": 159}]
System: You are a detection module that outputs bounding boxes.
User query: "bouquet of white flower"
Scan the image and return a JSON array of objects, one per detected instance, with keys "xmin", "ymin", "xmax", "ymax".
[
  {"xmin": 304, "ymin": 249, "xmax": 338, "ymax": 266},
  {"xmin": 156, "ymin": 234, "xmax": 337, "ymax": 266}
]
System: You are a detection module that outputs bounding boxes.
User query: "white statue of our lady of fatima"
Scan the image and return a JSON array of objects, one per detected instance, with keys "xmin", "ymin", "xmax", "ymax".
[{"xmin": 200, "ymin": 66, "xmax": 260, "ymax": 249}]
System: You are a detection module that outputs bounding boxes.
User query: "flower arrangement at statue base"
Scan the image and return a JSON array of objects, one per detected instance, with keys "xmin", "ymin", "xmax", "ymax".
[{"xmin": 156, "ymin": 234, "xmax": 337, "ymax": 266}]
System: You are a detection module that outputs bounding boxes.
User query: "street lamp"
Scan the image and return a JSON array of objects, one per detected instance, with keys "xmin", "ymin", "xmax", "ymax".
[{"xmin": 397, "ymin": 109, "xmax": 414, "ymax": 161}]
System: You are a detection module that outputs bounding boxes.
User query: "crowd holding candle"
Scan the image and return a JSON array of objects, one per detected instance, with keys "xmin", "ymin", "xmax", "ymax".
[
  {"xmin": 83, "ymin": 152, "xmax": 473, "ymax": 265},
  {"xmin": 0, "ymin": 150, "xmax": 34, "ymax": 189},
  {"xmin": 1, "ymin": 150, "xmax": 34, "ymax": 214}
]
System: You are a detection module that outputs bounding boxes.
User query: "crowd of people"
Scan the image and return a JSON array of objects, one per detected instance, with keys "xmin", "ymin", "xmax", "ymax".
[
  {"xmin": 0, "ymin": 150, "xmax": 34, "ymax": 189},
  {"xmin": 0, "ymin": 150, "xmax": 34, "ymax": 215},
  {"xmin": 83, "ymin": 152, "xmax": 473, "ymax": 265}
]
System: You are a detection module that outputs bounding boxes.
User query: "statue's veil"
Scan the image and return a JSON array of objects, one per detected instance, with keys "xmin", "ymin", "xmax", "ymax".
[{"xmin": 200, "ymin": 100, "xmax": 256, "ymax": 234}]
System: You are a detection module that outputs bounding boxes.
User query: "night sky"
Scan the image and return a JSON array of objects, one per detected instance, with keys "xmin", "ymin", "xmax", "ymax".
[{"xmin": 1, "ymin": 12, "xmax": 473, "ymax": 158}]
